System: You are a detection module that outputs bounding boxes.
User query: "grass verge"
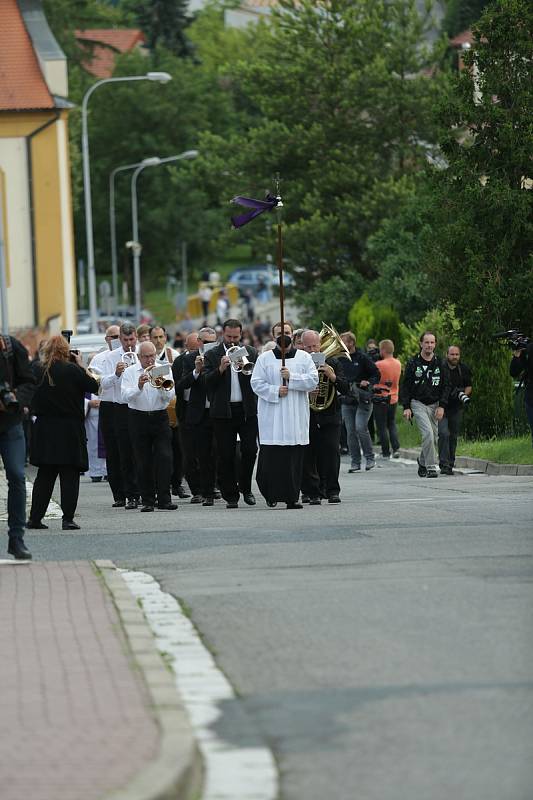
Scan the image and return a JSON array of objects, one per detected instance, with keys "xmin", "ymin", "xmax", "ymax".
[{"xmin": 394, "ymin": 408, "xmax": 532, "ymax": 464}]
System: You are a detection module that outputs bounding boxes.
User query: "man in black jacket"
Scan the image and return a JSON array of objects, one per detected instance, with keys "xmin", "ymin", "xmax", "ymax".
[
  {"xmin": 340, "ymin": 331, "xmax": 381, "ymax": 472},
  {"xmin": 174, "ymin": 326, "xmax": 218, "ymax": 505},
  {"xmin": 203, "ymin": 318, "xmax": 258, "ymax": 508},
  {"xmin": 510, "ymin": 341, "xmax": 533, "ymax": 445},
  {"xmin": 401, "ymin": 331, "xmax": 448, "ymax": 478},
  {"xmin": 438, "ymin": 346, "xmax": 472, "ymax": 474},
  {"xmin": 0, "ymin": 334, "xmax": 35, "ymax": 559},
  {"xmin": 300, "ymin": 329, "xmax": 351, "ymax": 504}
]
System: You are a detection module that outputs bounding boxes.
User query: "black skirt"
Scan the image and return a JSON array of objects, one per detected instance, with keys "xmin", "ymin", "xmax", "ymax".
[{"xmin": 256, "ymin": 444, "xmax": 304, "ymax": 504}]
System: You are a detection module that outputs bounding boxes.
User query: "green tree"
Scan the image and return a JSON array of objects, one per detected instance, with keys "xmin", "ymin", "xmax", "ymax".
[
  {"xmin": 200, "ymin": 0, "xmax": 451, "ymax": 289},
  {"xmin": 442, "ymin": 0, "xmax": 492, "ymax": 36},
  {"xmin": 122, "ymin": 0, "xmax": 193, "ymax": 59},
  {"xmin": 425, "ymin": 0, "xmax": 533, "ymax": 436}
]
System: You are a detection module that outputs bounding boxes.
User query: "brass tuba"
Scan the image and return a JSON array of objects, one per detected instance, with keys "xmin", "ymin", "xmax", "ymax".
[{"xmin": 309, "ymin": 323, "xmax": 350, "ymax": 412}]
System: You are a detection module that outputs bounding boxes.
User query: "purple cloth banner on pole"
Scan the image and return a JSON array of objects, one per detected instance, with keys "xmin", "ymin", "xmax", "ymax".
[{"xmin": 230, "ymin": 193, "xmax": 277, "ymax": 228}]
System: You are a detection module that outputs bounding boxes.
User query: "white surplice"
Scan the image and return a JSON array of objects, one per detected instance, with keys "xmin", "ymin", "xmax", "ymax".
[{"xmin": 251, "ymin": 349, "xmax": 318, "ymax": 445}]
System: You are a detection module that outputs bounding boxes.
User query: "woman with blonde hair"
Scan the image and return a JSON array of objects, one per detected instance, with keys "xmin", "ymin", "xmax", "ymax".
[{"xmin": 27, "ymin": 336, "xmax": 99, "ymax": 530}]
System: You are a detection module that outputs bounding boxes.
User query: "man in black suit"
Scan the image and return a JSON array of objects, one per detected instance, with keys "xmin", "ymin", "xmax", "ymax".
[
  {"xmin": 170, "ymin": 332, "xmax": 202, "ymax": 500},
  {"xmin": 203, "ymin": 318, "xmax": 258, "ymax": 509},
  {"xmin": 174, "ymin": 327, "xmax": 218, "ymax": 506}
]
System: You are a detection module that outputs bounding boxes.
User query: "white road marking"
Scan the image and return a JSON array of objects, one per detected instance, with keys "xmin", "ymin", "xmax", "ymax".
[
  {"xmin": 121, "ymin": 569, "xmax": 278, "ymax": 800},
  {"xmin": 0, "ymin": 481, "xmax": 61, "ymax": 522}
]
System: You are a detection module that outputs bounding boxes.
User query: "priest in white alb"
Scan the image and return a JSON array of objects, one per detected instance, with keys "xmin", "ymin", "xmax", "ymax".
[{"xmin": 251, "ymin": 321, "xmax": 318, "ymax": 509}]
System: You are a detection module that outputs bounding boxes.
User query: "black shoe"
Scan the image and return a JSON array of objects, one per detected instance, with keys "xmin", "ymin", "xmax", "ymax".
[
  {"xmin": 190, "ymin": 494, "xmax": 203, "ymax": 504},
  {"xmin": 328, "ymin": 495, "xmax": 341, "ymax": 504},
  {"xmin": 243, "ymin": 492, "xmax": 256, "ymax": 506},
  {"xmin": 91, "ymin": 476, "xmax": 103, "ymax": 483},
  {"xmin": 440, "ymin": 465, "xmax": 453, "ymax": 475},
  {"xmin": 365, "ymin": 462, "xmax": 376, "ymax": 472},
  {"xmin": 141, "ymin": 504, "xmax": 155, "ymax": 512},
  {"xmin": 112, "ymin": 500, "xmax": 126, "ymax": 508},
  {"xmin": 427, "ymin": 467, "xmax": 438, "ymax": 478},
  {"xmin": 157, "ymin": 503, "xmax": 178, "ymax": 510},
  {"xmin": 226, "ymin": 501, "xmax": 239, "ymax": 509},
  {"xmin": 417, "ymin": 458, "xmax": 427, "ymax": 478},
  {"xmin": 202, "ymin": 497, "xmax": 214, "ymax": 507},
  {"xmin": 348, "ymin": 466, "xmax": 361, "ymax": 473},
  {"xmin": 309, "ymin": 497, "xmax": 322, "ymax": 505},
  {"xmin": 174, "ymin": 486, "xmax": 191, "ymax": 499},
  {"xmin": 392, "ymin": 451, "xmax": 400, "ymax": 459},
  {"xmin": 62, "ymin": 520, "xmax": 80, "ymax": 530},
  {"xmin": 8, "ymin": 540, "xmax": 32, "ymax": 560},
  {"xmin": 301, "ymin": 495, "xmax": 310, "ymax": 503},
  {"xmin": 125, "ymin": 499, "xmax": 139, "ymax": 510},
  {"xmin": 286, "ymin": 502, "xmax": 303, "ymax": 509},
  {"xmin": 26, "ymin": 519, "xmax": 48, "ymax": 530},
  {"xmin": 340, "ymin": 447, "xmax": 349, "ymax": 455},
  {"xmin": 213, "ymin": 490, "xmax": 222, "ymax": 500},
  {"xmin": 267, "ymin": 500, "xmax": 278, "ymax": 508}
]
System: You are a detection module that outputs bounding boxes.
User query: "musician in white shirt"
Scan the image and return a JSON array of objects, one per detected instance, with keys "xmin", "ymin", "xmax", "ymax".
[
  {"xmin": 98, "ymin": 322, "xmax": 140, "ymax": 509},
  {"xmin": 121, "ymin": 341, "xmax": 177, "ymax": 513}
]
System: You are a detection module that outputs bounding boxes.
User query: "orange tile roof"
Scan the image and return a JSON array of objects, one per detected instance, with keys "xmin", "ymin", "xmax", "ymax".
[
  {"xmin": 0, "ymin": 0, "xmax": 54, "ymax": 111},
  {"xmin": 75, "ymin": 29, "xmax": 145, "ymax": 79},
  {"xmin": 450, "ymin": 29, "xmax": 473, "ymax": 48}
]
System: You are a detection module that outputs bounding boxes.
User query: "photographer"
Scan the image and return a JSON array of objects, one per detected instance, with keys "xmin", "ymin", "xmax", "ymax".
[
  {"xmin": 0, "ymin": 334, "xmax": 35, "ymax": 559},
  {"xmin": 510, "ymin": 341, "xmax": 533, "ymax": 445},
  {"xmin": 438, "ymin": 346, "xmax": 472, "ymax": 475}
]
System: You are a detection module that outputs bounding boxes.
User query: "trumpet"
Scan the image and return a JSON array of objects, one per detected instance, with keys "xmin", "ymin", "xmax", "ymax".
[
  {"xmin": 227, "ymin": 345, "xmax": 254, "ymax": 376},
  {"xmin": 144, "ymin": 365, "xmax": 174, "ymax": 391},
  {"xmin": 121, "ymin": 350, "xmax": 137, "ymax": 367}
]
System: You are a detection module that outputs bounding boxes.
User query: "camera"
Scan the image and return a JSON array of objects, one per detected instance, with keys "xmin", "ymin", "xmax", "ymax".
[
  {"xmin": 0, "ymin": 381, "xmax": 19, "ymax": 412},
  {"xmin": 451, "ymin": 387, "xmax": 471, "ymax": 406},
  {"xmin": 493, "ymin": 330, "xmax": 531, "ymax": 350}
]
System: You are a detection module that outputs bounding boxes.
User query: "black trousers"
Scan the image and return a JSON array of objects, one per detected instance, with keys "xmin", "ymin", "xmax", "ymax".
[
  {"xmin": 302, "ymin": 419, "xmax": 341, "ymax": 499},
  {"xmin": 438, "ymin": 407, "xmax": 463, "ymax": 468},
  {"xmin": 212, "ymin": 405, "xmax": 258, "ymax": 503},
  {"xmin": 182, "ymin": 411, "xmax": 216, "ymax": 497},
  {"xmin": 114, "ymin": 403, "xmax": 139, "ymax": 500},
  {"xmin": 128, "ymin": 410, "xmax": 172, "ymax": 506},
  {"xmin": 100, "ymin": 401, "xmax": 125, "ymax": 502},
  {"xmin": 373, "ymin": 401, "xmax": 400, "ymax": 457},
  {"xmin": 30, "ymin": 464, "xmax": 80, "ymax": 522}
]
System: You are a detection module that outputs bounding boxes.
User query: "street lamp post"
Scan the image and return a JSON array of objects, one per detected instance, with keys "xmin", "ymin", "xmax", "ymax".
[
  {"xmin": 82, "ymin": 72, "xmax": 172, "ymax": 333},
  {"xmin": 109, "ymin": 157, "xmax": 160, "ymax": 315},
  {"xmin": 130, "ymin": 150, "xmax": 198, "ymax": 323}
]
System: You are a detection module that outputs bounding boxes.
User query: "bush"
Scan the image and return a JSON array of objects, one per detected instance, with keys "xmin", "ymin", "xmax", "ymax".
[{"xmin": 348, "ymin": 294, "xmax": 404, "ymax": 353}]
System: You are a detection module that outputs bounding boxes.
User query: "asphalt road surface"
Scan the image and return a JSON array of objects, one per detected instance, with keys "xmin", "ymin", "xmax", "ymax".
[{"xmin": 25, "ymin": 457, "xmax": 533, "ymax": 800}]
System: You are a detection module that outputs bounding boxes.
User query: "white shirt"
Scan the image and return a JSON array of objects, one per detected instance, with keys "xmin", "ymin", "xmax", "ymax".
[
  {"xmin": 88, "ymin": 348, "xmax": 114, "ymax": 402},
  {"xmin": 100, "ymin": 347, "xmax": 138, "ymax": 404},
  {"xmin": 251, "ymin": 349, "xmax": 318, "ymax": 445},
  {"xmin": 156, "ymin": 346, "xmax": 179, "ymax": 365},
  {"xmin": 224, "ymin": 344, "xmax": 243, "ymax": 403},
  {"xmin": 121, "ymin": 364, "xmax": 175, "ymax": 412}
]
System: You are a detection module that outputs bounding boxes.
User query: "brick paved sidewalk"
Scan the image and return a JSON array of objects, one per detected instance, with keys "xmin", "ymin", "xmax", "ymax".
[{"xmin": 0, "ymin": 561, "xmax": 160, "ymax": 800}]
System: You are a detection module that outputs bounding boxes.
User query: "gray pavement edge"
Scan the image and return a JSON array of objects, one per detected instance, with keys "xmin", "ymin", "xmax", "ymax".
[
  {"xmin": 394, "ymin": 447, "xmax": 533, "ymax": 476},
  {"xmin": 95, "ymin": 560, "xmax": 203, "ymax": 800}
]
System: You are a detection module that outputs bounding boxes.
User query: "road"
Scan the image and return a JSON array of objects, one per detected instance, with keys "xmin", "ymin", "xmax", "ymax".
[{"xmin": 25, "ymin": 457, "xmax": 533, "ymax": 800}]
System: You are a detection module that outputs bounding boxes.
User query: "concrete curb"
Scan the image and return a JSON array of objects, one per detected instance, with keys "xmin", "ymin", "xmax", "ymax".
[
  {"xmin": 95, "ymin": 560, "xmax": 203, "ymax": 800},
  {"xmin": 395, "ymin": 448, "xmax": 533, "ymax": 476}
]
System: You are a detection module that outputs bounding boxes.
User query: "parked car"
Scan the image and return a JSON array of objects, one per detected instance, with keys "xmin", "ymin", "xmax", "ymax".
[{"xmin": 227, "ymin": 266, "xmax": 295, "ymax": 293}]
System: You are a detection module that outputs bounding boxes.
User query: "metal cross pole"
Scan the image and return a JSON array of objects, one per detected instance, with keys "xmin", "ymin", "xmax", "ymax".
[
  {"xmin": 130, "ymin": 151, "xmax": 198, "ymax": 324},
  {"xmin": 274, "ymin": 173, "xmax": 285, "ymax": 367},
  {"xmin": 81, "ymin": 71, "xmax": 172, "ymax": 333}
]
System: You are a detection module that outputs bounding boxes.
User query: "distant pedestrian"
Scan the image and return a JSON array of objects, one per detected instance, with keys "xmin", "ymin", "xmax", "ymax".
[
  {"xmin": 216, "ymin": 290, "xmax": 230, "ymax": 325},
  {"xmin": 339, "ymin": 331, "xmax": 380, "ymax": 473},
  {"xmin": 199, "ymin": 283, "xmax": 213, "ymax": 320},
  {"xmin": 374, "ymin": 339, "xmax": 402, "ymax": 459}
]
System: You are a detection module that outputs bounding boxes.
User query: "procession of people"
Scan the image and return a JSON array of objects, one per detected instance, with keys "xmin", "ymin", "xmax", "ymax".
[{"xmin": 0, "ymin": 304, "xmax": 483, "ymax": 560}]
